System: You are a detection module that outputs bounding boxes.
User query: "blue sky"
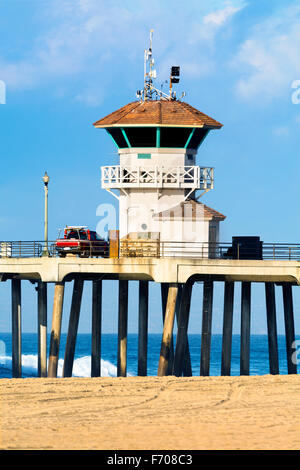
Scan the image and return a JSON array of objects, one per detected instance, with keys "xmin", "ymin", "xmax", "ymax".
[{"xmin": 0, "ymin": 0, "xmax": 300, "ymax": 336}]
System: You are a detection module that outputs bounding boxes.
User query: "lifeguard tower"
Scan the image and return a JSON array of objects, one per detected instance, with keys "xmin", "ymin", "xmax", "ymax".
[{"xmin": 94, "ymin": 31, "xmax": 225, "ymax": 256}]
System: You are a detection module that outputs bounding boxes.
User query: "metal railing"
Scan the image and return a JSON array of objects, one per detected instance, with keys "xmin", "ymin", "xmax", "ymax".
[
  {"xmin": 0, "ymin": 240, "xmax": 299, "ymax": 260},
  {"xmin": 0, "ymin": 241, "xmax": 43, "ymax": 258}
]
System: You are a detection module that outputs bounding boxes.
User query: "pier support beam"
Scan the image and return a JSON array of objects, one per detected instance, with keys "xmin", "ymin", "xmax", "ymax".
[
  {"xmin": 117, "ymin": 280, "xmax": 128, "ymax": 377},
  {"xmin": 240, "ymin": 282, "xmax": 251, "ymax": 376},
  {"xmin": 200, "ymin": 280, "xmax": 214, "ymax": 377},
  {"xmin": 158, "ymin": 283, "xmax": 179, "ymax": 376},
  {"xmin": 48, "ymin": 282, "xmax": 65, "ymax": 378},
  {"xmin": 138, "ymin": 281, "xmax": 149, "ymax": 376},
  {"xmin": 282, "ymin": 284, "xmax": 297, "ymax": 374},
  {"xmin": 221, "ymin": 281, "xmax": 234, "ymax": 376},
  {"xmin": 37, "ymin": 281, "xmax": 47, "ymax": 377},
  {"xmin": 161, "ymin": 283, "xmax": 174, "ymax": 375},
  {"xmin": 173, "ymin": 281, "xmax": 193, "ymax": 377},
  {"xmin": 91, "ymin": 279, "xmax": 102, "ymax": 377},
  {"xmin": 265, "ymin": 283, "xmax": 279, "ymax": 375},
  {"xmin": 11, "ymin": 279, "xmax": 22, "ymax": 378},
  {"xmin": 63, "ymin": 278, "xmax": 84, "ymax": 378}
]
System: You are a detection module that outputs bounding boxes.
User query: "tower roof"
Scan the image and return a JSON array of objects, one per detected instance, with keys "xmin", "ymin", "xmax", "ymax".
[
  {"xmin": 93, "ymin": 100, "xmax": 223, "ymax": 129},
  {"xmin": 153, "ymin": 199, "xmax": 226, "ymax": 221}
]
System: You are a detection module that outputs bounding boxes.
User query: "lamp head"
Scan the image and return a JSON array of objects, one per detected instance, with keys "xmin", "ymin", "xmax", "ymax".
[{"xmin": 43, "ymin": 171, "xmax": 50, "ymax": 185}]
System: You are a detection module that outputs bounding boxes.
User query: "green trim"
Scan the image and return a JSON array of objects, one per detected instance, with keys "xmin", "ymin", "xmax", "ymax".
[
  {"xmin": 121, "ymin": 128, "xmax": 131, "ymax": 148},
  {"xmin": 184, "ymin": 128, "xmax": 195, "ymax": 149},
  {"xmin": 156, "ymin": 127, "xmax": 161, "ymax": 147},
  {"xmin": 106, "ymin": 130, "xmax": 119, "ymax": 149}
]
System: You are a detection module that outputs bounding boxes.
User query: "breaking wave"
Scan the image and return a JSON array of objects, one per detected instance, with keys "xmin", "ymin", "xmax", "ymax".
[{"xmin": 0, "ymin": 354, "xmax": 118, "ymax": 378}]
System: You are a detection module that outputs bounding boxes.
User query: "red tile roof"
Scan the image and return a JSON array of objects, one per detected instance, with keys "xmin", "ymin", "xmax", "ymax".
[
  {"xmin": 93, "ymin": 100, "xmax": 222, "ymax": 129},
  {"xmin": 153, "ymin": 199, "xmax": 226, "ymax": 221}
]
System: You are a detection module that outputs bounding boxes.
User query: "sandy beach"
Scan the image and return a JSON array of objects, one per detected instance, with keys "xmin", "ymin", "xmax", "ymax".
[{"xmin": 0, "ymin": 374, "xmax": 299, "ymax": 450}]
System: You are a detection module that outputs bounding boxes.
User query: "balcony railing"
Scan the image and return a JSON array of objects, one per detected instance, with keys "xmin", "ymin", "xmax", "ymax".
[{"xmin": 101, "ymin": 165, "xmax": 214, "ymax": 190}]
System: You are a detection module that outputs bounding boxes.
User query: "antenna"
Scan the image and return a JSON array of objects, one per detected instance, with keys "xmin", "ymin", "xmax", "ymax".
[
  {"xmin": 142, "ymin": 29, "xmax": 157, "ymax": 101},
  {"xmin": 136, "ymin": 31, "xmax": 182, "ymax": 102}
]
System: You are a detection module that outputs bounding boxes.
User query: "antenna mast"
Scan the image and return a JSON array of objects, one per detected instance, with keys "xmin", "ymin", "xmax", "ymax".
[
  {"xmin": 136, "ymin": 30, "xmax": 183, "ymax": 102},
  {"xmin": 143, "ymin": 29, "xmax": 156, "ymax": 101}
]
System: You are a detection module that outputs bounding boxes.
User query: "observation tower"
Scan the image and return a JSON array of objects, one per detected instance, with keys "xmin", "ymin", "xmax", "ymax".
[{"xmin": 94, "ymin": 31, "xmax": 225, "ymax": 251}]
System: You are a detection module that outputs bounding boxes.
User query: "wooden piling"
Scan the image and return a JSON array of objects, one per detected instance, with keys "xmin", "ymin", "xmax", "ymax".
[
  {"xmin": 173, "ymin": 281, "xmax": 193, "ymax": 377},
  {"xmin": 117, "ymin": 280, "xmax": 128, "ymax": 377},
  {"xmin": 161, "ymin": 283, "xmax": 174, "ymax": 374},
  {"xmin": 48, "ymin": 282, "xmax": 65, "ymax": 378},
  {"xmin": 138, "ymin": 280, "xmax": 149, "ymax": 376},
  {"xmin": 63, "ymin": 278, "xmax": 84, "ymax": 378},
  {"xmin": 200, "ymin": 280, "xmax": 214, "ymax": 376},
  {"xmin": 158, "ymin": 283, "xmax": 178, "ymax": 376},
  {"xmin": 37, "ymin": 281, "xmax": 47, "ymax": 377},
  {"xmin": 282, "ymin": 284, "xmax": 297, "ymax": 374},
  {"xmin": 11, "ymin": 279, "xmax": 22, "ymax": 378},
  {"xmin": 91, "ymin": 279, "xmax": 102, "ymax": 377},
  {"xmin": 265, "ymin": 282, "xmax": 279, "ymax": 375},
  {"xmin": 221, "ymin": 281, "xmax": 234, "ymax": 376},
  {"xmin": 240, "ymin": 281, "xmax": 251, "ymax": 375}
]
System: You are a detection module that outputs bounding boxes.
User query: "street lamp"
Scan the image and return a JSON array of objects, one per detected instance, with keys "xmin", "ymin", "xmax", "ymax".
[{"xmin": 42, "ymin": 171, "xmax": 50, "ymax": 256}]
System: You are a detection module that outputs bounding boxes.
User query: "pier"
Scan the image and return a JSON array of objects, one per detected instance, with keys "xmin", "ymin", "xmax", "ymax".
[
  {"xmin": 1, "ymin": 241, "xmax": 299, "ymax": 379},
  {"xmin": 1, "ymin": 32, "xmax": 299, "ymax": 381}
]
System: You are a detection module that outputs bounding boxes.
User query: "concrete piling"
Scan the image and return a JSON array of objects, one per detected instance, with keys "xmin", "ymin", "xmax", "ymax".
[
  {"xmin": 265, "ymin": 282, "xmax": 279, "ymax": 375},
  {"xmin": 138, "ymin": 280, "xmax": 149, "ymax": 376},
  {"xmin": 240, "ymin": 281, "xmax": 251, "ymax": 376},
  {"xmin": 63, "ymin": 278, "xmax": 84, "ymax": 378},
  {"xmin": 161, "ymin": 283, "xmax": 175, "ymax": 374},
  {"xmin": 173, "ymin": 281, "xmax": 193, "ymax": 377},
  {"xmin": 158, "ymin": 283, "xmax": 178, "ymax": 376},
  {"xmin": 11, "ymin": 279, "xmax": 22, "ymax": 378},
  {"xmin": 48, "ymin": 282, "xmax": 65, "ymax": 378},
  {"xmin": 117, "ymin": 280, "xmax": 128, "ymax": 377},
  {"xmin": 91, "ymin": 279, "xmax": 102, "ymax": 377},
  {"xmin": 200, "ymin": 280, "xmax": 214, "ymax": 376},
  {"xmin": 282, "ymin": 284, "xmax": 297, "ymax": 374},
  {"xmin": 221, "ymin": 281, "xmax": 234, "ymax": 376},
  {"xmin": 37, "ymin": 281, "xmax": 47, "ymax": 377}
]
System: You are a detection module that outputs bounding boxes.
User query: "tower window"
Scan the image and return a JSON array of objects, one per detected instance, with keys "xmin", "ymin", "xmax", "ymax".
[
  {"xmin": 186, "ymin": 128, "xmax": 209, "ymax": 149},
  {"xmin": 106, "ymin": 128, "xmax": 129, "ymax": 148},
  {"xmin": 160, "ymin": 127, "xmax": 191, "ymax": 148},
  {"xmin": 123, "ymin": 127, "xmax": 156, "ymax": 147}
]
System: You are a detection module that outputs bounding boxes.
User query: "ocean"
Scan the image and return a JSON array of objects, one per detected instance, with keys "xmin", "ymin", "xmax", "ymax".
[{"xmin": 0, "ymin": 333, "xmax": 298, "ymax": 378}]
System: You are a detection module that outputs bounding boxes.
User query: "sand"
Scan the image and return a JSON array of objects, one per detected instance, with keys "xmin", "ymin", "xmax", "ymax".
[{"xmin": 0, "ymin": 374, "xmax": 300, "ymax": 450}]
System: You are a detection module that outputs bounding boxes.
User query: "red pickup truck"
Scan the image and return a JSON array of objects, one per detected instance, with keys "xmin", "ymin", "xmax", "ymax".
[{"xmin": 55, "ymin": 226, "xmax": 109, "ymax": 258}]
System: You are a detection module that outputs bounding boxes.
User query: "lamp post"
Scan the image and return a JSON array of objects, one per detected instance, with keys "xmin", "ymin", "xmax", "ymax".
[{"xmin": 42, "ymin": 172, "xmax": 50, "ymax": 256}]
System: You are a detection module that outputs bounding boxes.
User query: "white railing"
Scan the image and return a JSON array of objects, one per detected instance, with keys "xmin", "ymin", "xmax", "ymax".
[{"xmin": 101, "ymin": 165, "xmax": 214, "ymax": 190}]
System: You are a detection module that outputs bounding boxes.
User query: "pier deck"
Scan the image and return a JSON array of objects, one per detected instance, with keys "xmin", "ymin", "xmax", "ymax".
[{"xmin": 0, "ymin": 256, "xmax": 299, "ymax": 284}]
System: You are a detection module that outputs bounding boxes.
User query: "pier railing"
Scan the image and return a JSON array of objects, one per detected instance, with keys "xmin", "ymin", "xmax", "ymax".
[{"xmin": 0, "ymin": 240, "xmax": 300, "ymax": 260}]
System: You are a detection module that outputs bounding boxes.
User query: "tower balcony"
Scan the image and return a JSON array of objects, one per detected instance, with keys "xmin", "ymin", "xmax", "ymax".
[{"xmin": 101, "ymin": 165, "xmax": 214, "ymax": 190}]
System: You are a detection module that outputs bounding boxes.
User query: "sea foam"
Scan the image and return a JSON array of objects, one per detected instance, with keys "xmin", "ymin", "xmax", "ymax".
[{"xmin": 0, "ymin": 354, "xmax": 118, "ymax": 378}]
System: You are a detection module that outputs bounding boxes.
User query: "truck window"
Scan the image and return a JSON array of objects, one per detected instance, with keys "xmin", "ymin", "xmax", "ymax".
[{"xmin": 79, "ymin": 231, "xmax": 88, "ymax": 240}]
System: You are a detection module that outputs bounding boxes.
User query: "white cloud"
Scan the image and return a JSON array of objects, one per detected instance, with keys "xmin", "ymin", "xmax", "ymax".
[
  {"xmin": 272, "ymin": 126, "xmax": 290, "ymax": 137},
  {"xmin": 0, "ymin": 0, "xmax": 245, "ymax": 103},
  {"xmin": 203, "ymin": 5, "xmax": 244, "ymax": 26},
  {"xmin": 233, "ymin": 3, "xmax": 300, "ymax": 101}
]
